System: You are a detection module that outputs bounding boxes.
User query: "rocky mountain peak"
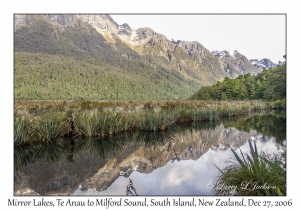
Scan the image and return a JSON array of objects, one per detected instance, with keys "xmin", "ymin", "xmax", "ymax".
[
  {"xmin": 211, "ymin": 50, "xmax": 230, "ymax": 57},
  {"xmin": 77, "ymin": 15, "xmax": 119, "ymax": 33},
  {"xmin": 249, "ymin": 58, "xmax": 277, "ymax": 70},
  {"xmin": 178, "ymin": 41, "xmax": 210, "ymax": 57},
  {"xmin": 212, "ymin": 49, "xmax": 261, "ymax": 75},
  {"xmin": 135, "ymin": 27, "xmax": 157, "ymax": 40},
  {"xmin": 44, "ymin": 14, "xmax": 81, "ymax": 26},
  {"xmin": 118, "ymin": 23, "xmax": 132, "ymax": 36}
]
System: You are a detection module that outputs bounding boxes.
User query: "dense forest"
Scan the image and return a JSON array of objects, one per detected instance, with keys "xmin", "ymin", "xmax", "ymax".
[{"xmin": 191, "ymin": 62, "xmax": 286, "ymax": 104}]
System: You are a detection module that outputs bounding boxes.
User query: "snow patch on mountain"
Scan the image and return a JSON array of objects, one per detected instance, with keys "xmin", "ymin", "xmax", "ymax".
[{"xmin": 249, "ymin": 58, "xmax": 277, "ymax": 69}]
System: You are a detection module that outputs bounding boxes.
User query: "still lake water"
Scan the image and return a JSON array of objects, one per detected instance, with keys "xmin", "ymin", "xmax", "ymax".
[{"xmin": 14, "ymin": 112, "xmax": 286, "ymax": 196}]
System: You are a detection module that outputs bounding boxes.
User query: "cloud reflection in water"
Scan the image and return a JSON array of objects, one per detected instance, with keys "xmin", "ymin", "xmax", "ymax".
[{"xmin": 73, "ymin": 137, "xmax": 283, "ymax": 196}]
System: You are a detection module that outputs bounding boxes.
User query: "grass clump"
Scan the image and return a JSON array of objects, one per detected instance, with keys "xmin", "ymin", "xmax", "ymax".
[
  {"xmin": 72, "ymin": 110, "xmax": 102, "ymax": 137},
  {"xmin": 73, "ymin": 110, "xmax": 134, "ymax": 137},
  {"xmin": 212, "ymin": 140, "xmax": 286, "ymax": 196},
  {"xmin": 135, "ymin": 110, "xmax": 179, "ymax": 131},
  {"xmin": 101, "ymin": 112, "xmax": 129, "ymax": 135},
  {"xmin": 14, "ymin": 117, "xmax": 36, "ymax": 145},
  {"xmin": 35, "ymin": 116, "xmax": 66, "ymax": 143},
  {"xmin": 135, "ymin": 111, "xmax": 159, "ymax": 131},
  {"xmin": 14, "ymin": 100, "xmax": 273, "ymax": 142}
]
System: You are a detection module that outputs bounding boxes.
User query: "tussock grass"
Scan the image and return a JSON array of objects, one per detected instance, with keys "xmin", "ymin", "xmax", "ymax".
[
  {"xmin": 14, "ymin": 100, "xmax": 272, "ymax": 144},
  {"xmin": 135, "ymin": 110, "xmax": 179, "ymax": 131},
  {"xmin": 135, "ymin": 111, "xmax": 159, "ymax": 131},
  {"xmin": 212, "ymin": 140, "xmax": 286, "ymax": 196},
  {"xmin": 35, "ymin": 116, "xmax": 66, "ymax": 143},
  {"xmin": 14, "ymin": 117, "xmax": 35, "ymax": 145},
  {"xmin": 73, "ymin": 110, "xmax": 134, "ymax": 137},
  {"xmin": 73, "ymin": 110, "xmax": 102, "ymax": 137}
]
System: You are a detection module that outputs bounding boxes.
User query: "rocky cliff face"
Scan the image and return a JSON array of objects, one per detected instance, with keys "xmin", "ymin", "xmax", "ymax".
[
  {"xmin": 211, "ymin": 50, "xmax": 262, "ymax": 76},
  {"xmin": 15, "ymin": 14, "xmax": 271, "ymax": 78},
  {"xmin": 250, "ymin": 58, "xmax": 277, "ymax": 70}
]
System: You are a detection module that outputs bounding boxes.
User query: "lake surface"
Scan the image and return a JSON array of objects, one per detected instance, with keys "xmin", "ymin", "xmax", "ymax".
[{"xmin": 14, "ymin": 112, "xmax": 286, "ymax": 196}]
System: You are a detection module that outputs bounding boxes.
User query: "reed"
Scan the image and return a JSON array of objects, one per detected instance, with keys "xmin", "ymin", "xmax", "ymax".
[
  {"xmin": 135, "ymin": 111, "xmax": 158, "ymax": 131},
  {"xmin": 158, "ymin": 110, "xmax": 180, "ymax": 130},
  {"xmin": 212, "ymin": 140, "xmax": 286, "ymax": 196},
  {"xmin": 73, "ymin": 110, "xmax": 134, "ymax": 137},
  {"xmin": 14, "ymin": 100, "xmax": 272, "ymax": 142},
  {"xmin": 14, "ymin": 117, "xmax": 36, "ymax": 145},
  {"xmin": 35, "ymin": 116, "xmax": 66, "ymax": 143},
  {"xmin": 107, "ymin": 112, "xmax": 126, "ymax": 135},
  {"xmin": 135, "ymin": 110, "xmax": 179, "ymax": 131},
  {"xmin": 72, "ymin": 110, "xmax": 102, "ymax": 137},
  {"xmin": 95, "ymin": 111, "xmax": 133, "ymax": 136}
]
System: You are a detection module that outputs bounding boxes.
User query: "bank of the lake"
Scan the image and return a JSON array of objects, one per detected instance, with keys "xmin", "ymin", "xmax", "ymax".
[{"xmin": 14, "ymin": 100, "xmax": 278, "ymax": 145}]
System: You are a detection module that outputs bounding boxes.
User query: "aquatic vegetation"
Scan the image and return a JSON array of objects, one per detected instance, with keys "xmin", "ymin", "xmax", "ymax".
[
  {"xmin": 73, "ymin": 110, "xmax": 102, "ymax": 137},
  {"xmin": 14, "ymin": 117, "xmax": 36, "ymax": 145},
  {"xmin": 157, "ymin": 110, "xmax": 180, "ymax": 130},
  {"xmin": 135, "ymin": 111, "xmax": 159, "ymax": 131},
  {"xmin": 212, "ymin": 140, "xmax": 286, "ymax": 196},
  {"xmin": 14, "ymin": 100, "xmax": 273, "ymax": 143},
  {"xmin": 35, "ymin": 116, "xmax": 66, "ymax": 142},
  {"xmin": 73, "ymin": 110, "xmax": 134, "ymax": 137},
  {"xmin": 135, "ymin": 110, "xmax": 179, "ymax": 131},
  {"xmin": 106, "ymin": 112, "xmax": 127, "ymax": 135}
]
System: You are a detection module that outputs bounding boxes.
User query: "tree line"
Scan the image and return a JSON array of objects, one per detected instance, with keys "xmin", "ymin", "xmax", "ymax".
[{"xmin": 191, "ymin": 63, "xmax": 286, "ymax": 102}]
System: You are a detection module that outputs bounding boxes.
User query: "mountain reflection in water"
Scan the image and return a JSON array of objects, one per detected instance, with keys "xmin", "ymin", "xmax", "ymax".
[{"xmin": 14, "ymin": 113, "xmax": 286, "ymax": 196}]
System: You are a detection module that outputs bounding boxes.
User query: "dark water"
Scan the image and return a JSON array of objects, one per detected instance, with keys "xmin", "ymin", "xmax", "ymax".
[{"xmin": 14, "ymin": 112, "xmax": 286, "ymax": 196}]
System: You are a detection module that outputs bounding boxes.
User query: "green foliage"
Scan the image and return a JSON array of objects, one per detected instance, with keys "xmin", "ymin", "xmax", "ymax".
[
  {"xmin": 134, "ymin": 110, "xmax": 180, "ymax": 131},
  {"xmin": 73, "ymin": 110, "xmax": 134, "ymax": 137},
  {"xmin": 72, "ymin": 110, "xmax": 102, "ymax": 137},
  {"xmin": 191, "ymin": 64, "xmax": 286, "ymax": 103},
  {"xmin": 270, "ymin": 99, "xmax": 286, "ymax": 109},
  {"xmin": 14, "ymin": 51, "xmax": 200, "ymax": 100},
  {"xmin": 35, "ymin": 116, "xmax": 66, "ymax": 143},
  {"xmin": 14, "ymin": 114, "xmax": 66, "ymax": 144},
  {"xmin": 224, "ymin": 112, "xmax": 286, "ymax": 145},
  {"xmin": 212, "ymin": 140, "xmax": 286, "ymax": 196},
  {"xmin": 14, "ymin": 100, "xmax": 271, "ymax": 144},
  {"xmin": 14, "ymin": 117, "xmax": 35, "ymax": 145},
  {"xmin": 14, "ymin": 20, "xmax": 210, "ymax": 100}
]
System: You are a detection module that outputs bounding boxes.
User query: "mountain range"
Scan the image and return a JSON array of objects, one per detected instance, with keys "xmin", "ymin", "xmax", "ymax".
[
  {"xmin": 14, "ymin": 14, "xmax": 278, "ymax": 100},
  {"xmin": 14, "ymin": 123, "xmax": 259, "ymax": 195}
]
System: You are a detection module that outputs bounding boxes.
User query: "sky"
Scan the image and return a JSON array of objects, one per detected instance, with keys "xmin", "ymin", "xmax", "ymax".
[{"xmin": 111, "ymin": 15, "xmax": 286, "ymax": 63}]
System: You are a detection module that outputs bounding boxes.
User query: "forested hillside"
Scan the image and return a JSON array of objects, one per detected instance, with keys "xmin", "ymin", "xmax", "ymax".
[
  {"xmin": 14, "ymin": 20, "xmax": 200, "ymax": 100},
  {"xmin": 14, "ymin": 15, "xmax": 273, "ymax": 100},
  {"xmin": 191, "ymin": 63, "xmax": 286, "ymax": 102}
]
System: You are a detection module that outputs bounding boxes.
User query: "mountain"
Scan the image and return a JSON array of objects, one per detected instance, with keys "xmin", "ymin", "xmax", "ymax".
[
  {"xmin": 211, "ymin": 50, "xmax": 265, "ymax": 76},
  {"xmin": 14, "ymin": 14, "xmax": 271, "ymax": 100},
  {"xmin": 249, "ymin": 58, "xmax": 277, "ymax": 70}
]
